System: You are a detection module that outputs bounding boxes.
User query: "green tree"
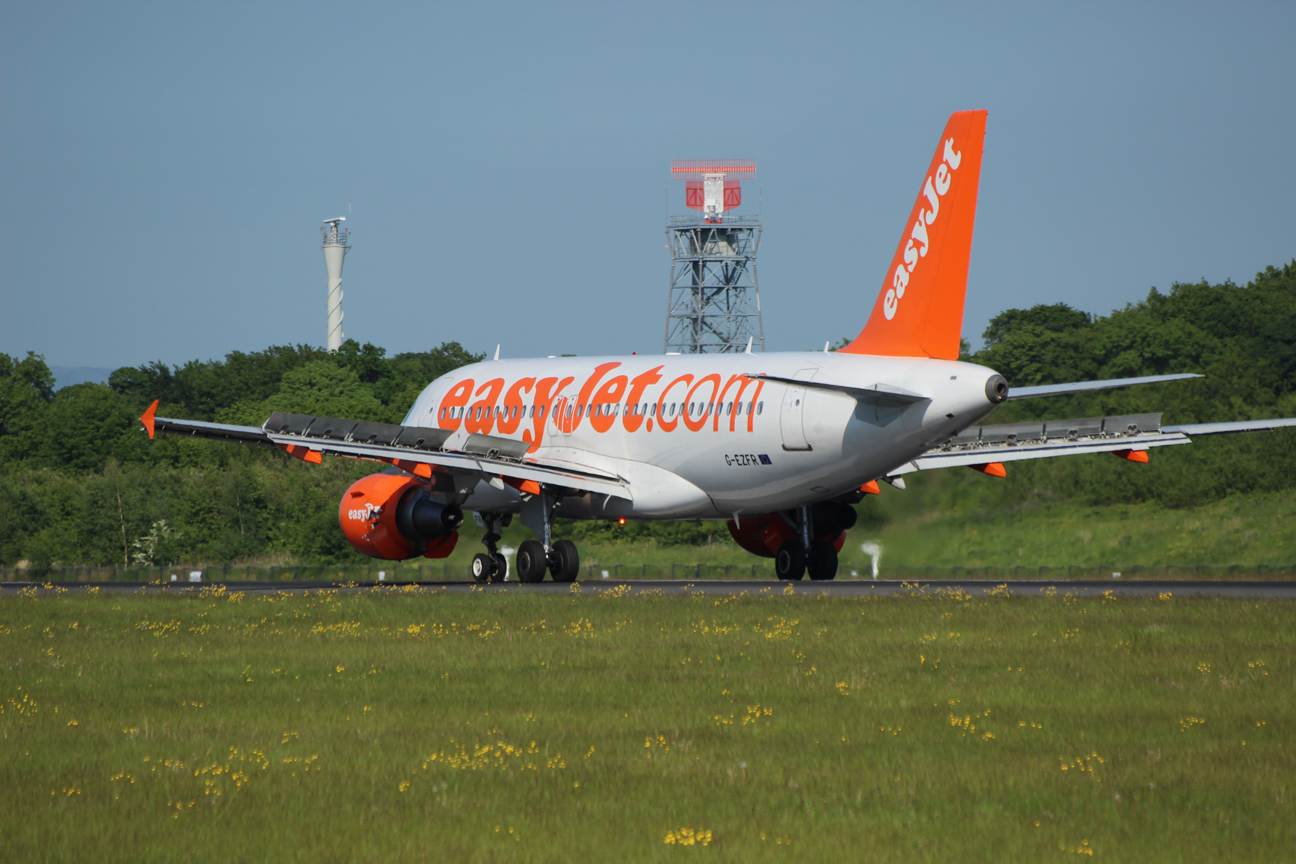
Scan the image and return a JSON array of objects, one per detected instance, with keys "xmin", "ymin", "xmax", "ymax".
[
  {"xmin": 40, "ymin": 383, "xmax": 150, "ymax": 472},
  {"xmin": 0, "ymin": 352, "xmax": 56, "ymax": 462},
  {"xmin": 981, "ymin": 303, "xmax": 1092, "ymax": 346},
  {"xmin": 224, "ymin": 361, "xmax": 388, "ymax": 425}
]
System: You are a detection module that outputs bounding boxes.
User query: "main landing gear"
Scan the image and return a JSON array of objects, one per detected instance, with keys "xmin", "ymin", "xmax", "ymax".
[
  {"xmin": 774, "ymin": 505, "xmax": 845, "ymax": 581},
  {"xmin": 512, "ymin": 485, "xmax": 582, "ymax": 584}
]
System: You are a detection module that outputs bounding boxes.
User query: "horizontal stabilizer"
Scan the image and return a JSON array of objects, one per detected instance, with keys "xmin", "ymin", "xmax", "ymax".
[{"xmin": 1007, "ymin": 373, "xmax": 1202, "ymax": 400}]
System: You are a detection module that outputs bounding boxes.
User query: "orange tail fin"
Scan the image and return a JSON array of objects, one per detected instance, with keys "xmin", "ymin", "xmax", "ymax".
[{"xmin": 840, "ymin": 110, "xmax": 987, "ymax": 360}]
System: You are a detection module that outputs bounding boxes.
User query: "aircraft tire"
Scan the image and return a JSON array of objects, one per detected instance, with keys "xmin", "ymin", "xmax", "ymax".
[
  {"xmin": 470, "ymin": 553, "xmax": 493, "ymax": 583},
  {"xmin": 489, "ymin": 553, "xmax": 508, "ymax": 583},
  {"xmin": 516, "ymin": 540, "xmax": 548, "ymax": 583},
  {"xmin": 550, "ymin": 540, "xmax": 581, "ymax": 582},
  {"xmin": 807, "ymin": 540, "xmax": 838, "ymax": 581},
  {"xmin": 775, "ymin": 539, "xmax": 806, "ymax": 580}
]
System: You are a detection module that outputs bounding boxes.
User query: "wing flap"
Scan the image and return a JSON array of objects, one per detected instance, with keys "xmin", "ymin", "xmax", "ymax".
[
  {"xmin": 901, "ymin": 410, "xmax": 1296, "ymax": 474},
  {"xmin": 909, "ymin": 433, "xmax": 1190, "ymax": 472},
  {"xmin": 895, "ymin": 412, "xmax": 1188, "ymax": 474},
  {"xmin": 266, "ymin": 433, "xmax": 631, "ymax": 499},
  {"xmin": 144, "ymin": 410, "xmax": 630, "ymax": 500}
]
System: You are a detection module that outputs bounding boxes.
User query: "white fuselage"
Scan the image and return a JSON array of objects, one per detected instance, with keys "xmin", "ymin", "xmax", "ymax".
[{"xmin": 402, "ymin": 352, "xmax": 1003, "ymax": 520}]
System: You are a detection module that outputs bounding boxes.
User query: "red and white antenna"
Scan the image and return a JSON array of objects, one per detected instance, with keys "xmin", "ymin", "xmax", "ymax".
[{"xmin": 671, "ymin": 159, "xmax": 756, "ymax": 223}]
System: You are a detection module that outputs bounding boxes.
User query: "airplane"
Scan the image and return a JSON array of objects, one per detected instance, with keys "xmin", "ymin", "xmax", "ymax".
[{"xmin": 138, "ymin": 110, "xmax": 1296, "ymax": 583}]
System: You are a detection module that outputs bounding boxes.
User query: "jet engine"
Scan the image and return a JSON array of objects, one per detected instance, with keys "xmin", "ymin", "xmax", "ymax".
[
  {"xmin": 725, "ymin": 503, "xmax": 854, "ymax": 558},
  {"xmin": 339, "ymin": 473, "xmax": 463, "ymax": 560}
]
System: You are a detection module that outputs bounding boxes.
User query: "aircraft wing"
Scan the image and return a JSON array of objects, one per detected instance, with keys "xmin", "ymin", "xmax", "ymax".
[
  {"xmin": 890, "ymin": 412, "xmax": 1296, "ymax": 475},
  {"xmin": 140, "ymin": 403, "xmax": 631, "ymax": 500}
]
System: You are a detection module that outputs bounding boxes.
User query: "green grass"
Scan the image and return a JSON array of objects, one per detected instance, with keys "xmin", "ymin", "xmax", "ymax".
[
  {"xmin": 2, "ymin": 586, "xmax": 1292, "ymax": 862},
  {"xmin": 865, "ymin": 490, "xmax": 1296, "ymax": 575}
]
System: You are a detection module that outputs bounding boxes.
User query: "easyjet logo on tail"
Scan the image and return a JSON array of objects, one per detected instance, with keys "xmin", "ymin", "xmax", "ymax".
[
  {"xmin": 883, "ymin": 137, "xmax": 961, "ymax": 320},
  {"xmin": 840, "ymin": 110, "xmax": 986, "ymax": 360}
]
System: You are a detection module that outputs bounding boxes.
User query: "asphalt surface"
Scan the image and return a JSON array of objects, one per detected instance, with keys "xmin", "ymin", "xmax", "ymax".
[{"xmin": 4, "ymin": 579, "xmax": 1296, "ymax": 599}]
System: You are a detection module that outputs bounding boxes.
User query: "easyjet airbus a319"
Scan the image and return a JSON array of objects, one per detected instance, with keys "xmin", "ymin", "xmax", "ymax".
[{"xmin": 141, "ymin": 111, "xmax": 1296, "ymax": 582}]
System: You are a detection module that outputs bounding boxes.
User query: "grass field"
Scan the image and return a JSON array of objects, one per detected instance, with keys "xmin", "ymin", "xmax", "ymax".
[{"xmin": 2, "ymin": 585, "xmax": 1292, "ymax": 862}]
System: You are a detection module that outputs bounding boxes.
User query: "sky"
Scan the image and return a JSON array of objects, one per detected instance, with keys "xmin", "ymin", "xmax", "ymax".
[{"xmin": 2, "ymin": 1, "xmax": 1294, "ymax": 371}]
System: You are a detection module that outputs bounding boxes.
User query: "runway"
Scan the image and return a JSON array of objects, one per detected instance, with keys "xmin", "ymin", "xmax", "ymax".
[{"xmin": 4, "ymin": 579, "xmax": 1296, "ymax": 599}]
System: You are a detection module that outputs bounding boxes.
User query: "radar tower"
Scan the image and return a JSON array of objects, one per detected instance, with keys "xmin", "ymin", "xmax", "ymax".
[{"xmin": 664, "ymin": 160, "xmax": 764, "ymax": 354}]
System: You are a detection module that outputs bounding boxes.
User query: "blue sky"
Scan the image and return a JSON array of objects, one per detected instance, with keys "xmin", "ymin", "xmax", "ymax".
[{"xmin": 3, "ymin": 1, "xmax": 1293, "ymax": 370}]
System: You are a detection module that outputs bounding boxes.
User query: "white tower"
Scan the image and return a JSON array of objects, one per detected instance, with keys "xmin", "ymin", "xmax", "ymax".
[{"xmin": 321, "ymin": 217, "xmax": 350, "ymax": 351}]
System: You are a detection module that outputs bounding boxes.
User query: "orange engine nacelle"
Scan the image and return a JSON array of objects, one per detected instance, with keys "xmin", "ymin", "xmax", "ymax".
[
  {"xmin": 726, "ymin": 503, "xmax": 856, "ymax": 558},
  {"xmin": 339, "ymin": 473, "xmax": 463, "ymax": 560}
]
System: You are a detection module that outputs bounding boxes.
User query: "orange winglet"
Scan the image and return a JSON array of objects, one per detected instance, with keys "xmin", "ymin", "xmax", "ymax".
[
  {"xmin": 860, "ymin": 480, "xmax": 881, "ymax": 495},
  {"xmin": 140, "ymin": 400, "xmax": 159, "ymax": 440},
  {"xmin": 1111, "ymin": 449, "xmax": 1149, "ymax": 463},
  {"xmin": 504, "ymin": 476, "xmax": 543, "ymax": 496},
  {"xmin": 278, "ymin": 443, "xmax": 322, "ymax": 465},
  {"xmin": 971, "ymin": 462, "xmax": 1007, "ymax": 478}
]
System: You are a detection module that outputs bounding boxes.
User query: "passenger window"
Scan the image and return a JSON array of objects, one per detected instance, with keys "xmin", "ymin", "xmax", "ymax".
[{"xmin": 757, "ymin": 402, "xmax": 763, "ymax": 415}]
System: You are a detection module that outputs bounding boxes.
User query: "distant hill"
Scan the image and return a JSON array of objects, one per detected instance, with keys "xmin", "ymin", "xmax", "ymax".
[{"xmin": 49, "ymin": 366, "xmax": 116, "ymax": 389}]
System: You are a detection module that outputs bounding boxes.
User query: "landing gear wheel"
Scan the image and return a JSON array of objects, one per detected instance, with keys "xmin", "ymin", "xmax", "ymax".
[
  {"xmin": 775, "ymin": 539, "xmax": 806, "ymax": 581},
  {"xmin": 489, "ymin": 553, "xmax": 508, "ymax": 583},
  {"xmin": 549, "ymin": 539, "xmax": 580, "ymax": 583},
  {"xmin": 516, "ymin": 540, "xmax": 548, "ymax": 583},
  {"xmin": 807, "ymin": 540, "xmax": 838, "ymax": 581},
  {"xmin": 470, "ymin": 553, "xmax": 494, "ymax": 583}
]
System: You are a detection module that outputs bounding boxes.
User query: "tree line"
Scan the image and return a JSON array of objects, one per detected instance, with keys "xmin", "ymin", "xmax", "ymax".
[{"xmin": 1, "ymin": 261, "xmax": 1293, "ymax": 568}]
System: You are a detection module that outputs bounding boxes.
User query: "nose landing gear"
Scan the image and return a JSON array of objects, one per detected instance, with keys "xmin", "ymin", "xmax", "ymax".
[{"xmin": 472, "ymin": 513, "xmax": 509, "ymax": 583}]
